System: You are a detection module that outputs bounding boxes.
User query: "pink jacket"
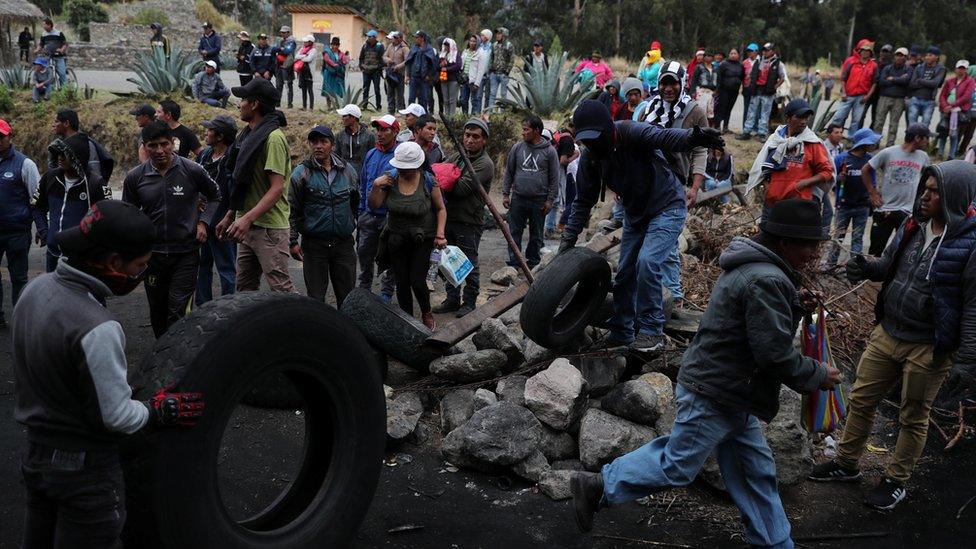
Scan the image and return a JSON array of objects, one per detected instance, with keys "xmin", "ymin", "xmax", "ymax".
[
  {"xmin": 575, "ymin": 59, "xmax": 614, "ymax": 87},
  {"xmin": 939, "ymin": 76, "xmax": 976, "ymax": 112}
]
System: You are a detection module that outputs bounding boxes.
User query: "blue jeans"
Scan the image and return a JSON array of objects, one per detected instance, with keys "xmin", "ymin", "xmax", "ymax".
[
  {"xmin": 703, "ymin": 175, "xmax": 732, "ymax": 203},
  {"xmin": 458, "ymin": 82, "xmax": 472, "ymax": 114},
  {"xmin": 32, "ymin": 86, "xmax": 50, "ymax": 102},
  {"xmin": 612, "ymin": 200, "xmax": 625, "ymax": 221},
  {"xmin": 821, "ymin": 194, "xmax": 834, "ymax": 231},
  {"xmin": 831, "ymin": 95, "xmax": 867, "ymax": 131},
  {"xmin": 602, "ymin": 384, "xmax": 794, "ymax": 549},
  {"xmin": 743, "ymin": 94, "xmax": 774, "ymax": 136},
  {"xmin": 0, "ymin": 230, "xmax": 30, "ymax": 321},
  {"xmin": 199, "ymin": 88, "xmax": 230, "ymax": 107},
  {"xmin": 408, "ymin": 77, "xmax": 431, "ymax": 109},
  {"xmin": 907, "ymin": 97, "xmax": 936, "ymax": 128},
  {"xmin": 506, "ymin": 196, "xmax": 546, "ymax": 267},
  {"xmin": 559, "ymin": 173, "xmax": 577, "ymax": 226},
  {"xmin": 826, "ymin": 205, "xmax": 870, "ymax": 266},
  {"xmin": 196, "ymin": 226, "xmax": 237, "ymax": 305},
  {"xmin": 610, "ymin": 207, "xmax": 686, "ymax": 342},
  {"xmin": 51, "ymin": 57, "xmax": 67, "ymax": 88},
  {"xmin": 487, "ymin": 72, "xmax": 509, "ymax": 110}
]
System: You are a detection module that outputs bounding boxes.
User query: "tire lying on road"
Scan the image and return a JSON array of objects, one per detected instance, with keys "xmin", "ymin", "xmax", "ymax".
[
  {"xmin": 520, "ymin": 247, "xmax": 612, "ymax": 349},
  {"xmin": 122, "ymin": 292, "xmax": 386, "ymax": 549},
  {"xmin": 340, "ymin": 287, "xmax": 443, "ymax": 371}
]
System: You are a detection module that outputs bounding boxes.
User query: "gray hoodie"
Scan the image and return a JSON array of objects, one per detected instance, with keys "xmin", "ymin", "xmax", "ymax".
[
  {"xmin": 503, "ymin": 138, "xmax": 560, "ymax": 203},
  {"xmin": 678, "ymin": 237, "xmax": 826, "ymax": 422}
]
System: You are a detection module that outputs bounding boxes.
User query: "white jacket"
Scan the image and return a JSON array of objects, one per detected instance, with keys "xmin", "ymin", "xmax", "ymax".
[{"xmin": 468, "ymin": 47, "xmax": 490, "ymax": 86}]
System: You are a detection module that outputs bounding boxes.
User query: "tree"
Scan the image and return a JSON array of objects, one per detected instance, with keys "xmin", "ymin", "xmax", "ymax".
[{"xmin": 65, "ymin": 0, "xmax": 109, "ymax": 42}]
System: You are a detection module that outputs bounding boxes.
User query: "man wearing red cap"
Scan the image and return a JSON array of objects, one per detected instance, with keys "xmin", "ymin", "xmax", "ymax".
[
  {"xmin": 356, "ymin": 115, "xmax": 400, "ymax": 300},
  {"xmin": 832, "ymin": 39, "xmax": 878, "ymax": 132},
  {"xmin": 0, "ymin": 118, "xmax": 41, "ymax": 329}
]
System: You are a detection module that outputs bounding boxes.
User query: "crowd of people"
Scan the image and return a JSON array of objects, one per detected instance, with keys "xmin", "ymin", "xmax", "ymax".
[{"xmin": 4, "ymin": 21, "xmax": 976, "ymax": 549}]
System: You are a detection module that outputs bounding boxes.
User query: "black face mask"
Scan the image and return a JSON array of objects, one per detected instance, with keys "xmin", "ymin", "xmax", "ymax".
[{"xmin": 93, "ymin": 265, "xmax": 147, "ymax": 296}]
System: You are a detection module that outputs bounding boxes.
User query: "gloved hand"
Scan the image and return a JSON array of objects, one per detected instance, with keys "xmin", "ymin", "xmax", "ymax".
[
  {"xmin": 689, "ymin": 125, "xmax": 725, "ymax": 150},
  {"xmin": 146, "ymin": 386, "xmax": 204, "ymax": 427},
  {"xmin": 558, "ymin": 233, "xmax": 578, "ymax": 254},
  {"xmin": 846, "ymin": 254, "xmax": 868, "ymax": 283}
]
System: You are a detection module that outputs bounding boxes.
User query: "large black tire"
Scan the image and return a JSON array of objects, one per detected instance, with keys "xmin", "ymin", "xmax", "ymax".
[
  {"xmin": 520, "ymin": 248, "xmax": 612, "ymax": 348},
  {"xmin": 122, "ymin": 292, "xmax": 386, "ymax": 549},
  {"xmin": 340, "ymin": 287, "xmax": 443, "ymax": 371}
]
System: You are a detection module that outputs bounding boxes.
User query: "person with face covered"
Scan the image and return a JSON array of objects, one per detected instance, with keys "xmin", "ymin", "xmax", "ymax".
[
  {"xmin": 13, "ymin": 200, "xmax": 204, "ymax": 548},
  {"xmin": 122, "ymin": 121, "xmax": 221, "ymax": 337}
]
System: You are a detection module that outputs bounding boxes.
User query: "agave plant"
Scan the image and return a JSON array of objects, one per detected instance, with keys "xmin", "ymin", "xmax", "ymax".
[
  {"xmin": 495, "ymin": 51, "xmax": 597, "ymax": 117},
  {"xmin": 0, "ymin": 66, "xmax": 31, "ymax": 89},
  {"xmin": 321, "ymin": 85, "xmax": 363, "ymax": 110},
  {"xmin": 127, "ymin": 48, "xmax": 203, "ymax": 97},
  {"xmin": 813, "ymin": 99, "xmax": 838, "ymax": 133}
]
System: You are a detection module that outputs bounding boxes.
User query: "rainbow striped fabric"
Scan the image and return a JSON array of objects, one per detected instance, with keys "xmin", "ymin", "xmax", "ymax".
[{"xmin": 800, "ymin": 309, "xmax": 848, "ymax": 433}]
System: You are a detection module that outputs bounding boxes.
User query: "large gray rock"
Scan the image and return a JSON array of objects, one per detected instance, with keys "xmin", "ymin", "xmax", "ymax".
[
  {"xmin": 490, "ymin": 266, "xmax": 519, "ymax": 286},
  {"xmin": 472, "ymin": 318, "xmax": 525, "ymax": 368},
  {"xmin": 387, "ymin": 392, "xmax": 424, "ymax": 441},
  {"xmin": 576, "ymin": 354, "xmax": 627, "ymax": 397},
  {"xmin": 455, "ymin": 334, "xmax": 478, "ymax": 354},
  {"xmin": 538, "ymin": 469, "xmax": 574, "ymax": 500},
  {"xmin": 498, "ymin": 303, "xmax": 522, "ymax": 326},
  {"xmin": 440, "ymin": 389, "xmax": 475, "ymax": 434},
  {"xmin": 601, "ymin": 380, "xmax": 660, "ymax": 426},
  {"xmin": 540, "ymin": 425, "xmax": 578, "ymax": 462},
  {"xmin": 524, "ymin": 359, "xmax": 589, "ymax": 430},
  {"xmin": 763, "ymin": 387, "xmax": 813, "ymax": 486},
  {"xmin": 496, "ymin": 375, "xmax": 528, "ymax": 407},
  {"xmin": 578, "ymin": 408, "xmax": 656, "ymax": 471},
  {"xmin": 552, "ymin": 459, "xmax": 585, "ymax": 471},
  {"xmin": 511, "ymin": 449, "xmax": 551, "ymax": 482},
  {"xmin": 441, "ymin": 402, "xmax": 544, "ymax": 471},
  {"xmin": 638, "ymin": 373, "xmax": 676, "ymax": 436},
  {"xmin": 430, "ymin": 349, "xmax": 507, "ymax": 383},
  {"xmin": 473, "ymin": 388, "xmax": 498, "ymax": 410},
  {"xmin": 523, "ymin": 338, "xmax": 556, "ymax": 364}
]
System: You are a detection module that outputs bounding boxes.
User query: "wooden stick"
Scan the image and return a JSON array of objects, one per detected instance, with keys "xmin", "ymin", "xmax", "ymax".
[
  {"xmin": 591, "ymin": 534, "xmax": 694, "ymax": 548},
  {"xmin": 930, "ymin": 417, "xmax": 949, "ymax": 442},
  {"xmin": 944, "ymin": 402, "xmax": 967, "ymax": 451},
  {"xmin": 957, "ymin": 495, "xmax": 976, "ymax": 519}
]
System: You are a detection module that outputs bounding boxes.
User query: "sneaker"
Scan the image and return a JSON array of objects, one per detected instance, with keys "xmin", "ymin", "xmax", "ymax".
[
  {"xmin": 455, "ymin": 303, "xmax": 475, "ymax": 318},
  {"xmin": 865, "ymin": 477, "xmax": 907, "ymax": 511},
  {"xmin": 737, "ymin": 132, "xmax": 753, "ymax": 140},
  {"xmin": 421, "ymin": 312, "xmax": 436, "ymax": 330},
  {"xmin": 432, "ymin": 299, "xmax": 460, "ymax": 314},
  {"xmin": 807, "ymin": 460, "xmax": 861, "ymax": 482},
  {"xmin": 570, "ymin": 472, "xmax": 604, "ymax": 533},
  {"xmin": 630, "ymin": 333, "xmax": 665, "ymax": 352}
]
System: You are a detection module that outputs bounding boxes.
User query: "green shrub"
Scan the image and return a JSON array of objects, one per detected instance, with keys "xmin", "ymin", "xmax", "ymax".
[
  {"xmin": 130, "ymin": 9, "xmax": 170, "ymax": 27},
  {"xmin": 0, "ymin": 86, "xmax": 14, "ymax": 113},
  {"xmin": 0, "ymin": 66, "xmax": 31, "ymax": 90},
  {"xmin": 65, "ymin": 0, "xmax": 109, "ymax": 42},
  {"xmin": 496, "ymin": 51, "xmax": 597, "ymax": 117},
  {"xmin": 127, "ymin": 48, "xmax": 202, "ymax": 97},
  {"xmin": 195, "ymin": 0, "xmax": 234, "ymax": 32}
]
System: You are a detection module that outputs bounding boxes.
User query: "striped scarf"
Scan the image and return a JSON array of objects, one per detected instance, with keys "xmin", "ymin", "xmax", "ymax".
[{"xmin": 643, "ymin": 60, "xmax": 691, "ymax": 128}]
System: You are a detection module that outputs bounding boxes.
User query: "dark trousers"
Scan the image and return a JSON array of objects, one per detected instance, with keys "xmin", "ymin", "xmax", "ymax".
[
  {"xmin": 145, "ymin": 250, "xmax": 200, "ymax": 338},
  {"xmin": 408, "ymin": 78, "xmax": 431, "ymax": 110},
  {"xmin": 389, "ymin": 236, "xmax": 433, "ymax": 316},
  {"xmin": 741, "ymin": 91, "xmax": 752, "ymax": 128},
  {"xmin": 276, "ymin": 67, "xmax": 294, "ymax": 107},
  {"xmin": 299, "ymin": 78, "xmax": 315, "ymax": 109},
  {"xmin": 869, "ymin": 210, "xmax": 909, "ymax": 257},
  {"xmin": 507, "ymin": 196, "xmax": 546, "ymax": 267},
  {"xmin": 196, "ymin": 226, "xmax": 237, "ymax": 305},
  {"xmin": 715, "ymin": 89, "xmax": 738, "ymax": 130},
  {"xmin": 433, "ymin": 77, "xmax": 444, "ymax": 114},
  {"xmin": 21, "ymin": 442, "xmax": 125, "ymax": 549},
  {"xmin": 239, "ymin": 74, "xmax": 253, "ymax": 86},
  {"xmin": 387, "ymin": 78, "xmax": 405, "ymax": 114},
  {"xmin": 444, "ymin": 221, "xmax": 482, "ymax": 307},
  {"xmin": 0, "ymin": 229, "xmax": 30, "ymax": 321},
  {"xmin": 302, "ymin": 235, "xmax": 356, "ymax": 307},
  {"xmin": 356, "ymin": 213, "xmax": 396, "ymax": 296},
  {"xmin": 45, "ymin": 251, "xmax": 60, "ymax": 273},
  {"xmin": 362, "ymin": 70, "xmax": 382, "ymax": 110}
]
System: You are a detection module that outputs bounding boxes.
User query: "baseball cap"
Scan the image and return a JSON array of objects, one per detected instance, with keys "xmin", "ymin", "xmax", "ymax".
[
  {"xmin": 129, "ymin": 104, "xmax": 155, "ymax": 117},
  {"xmin": 302, "ymin": 34, "xmax": 314, "ymax": 43},
  {"xmin": 371, "ymin": 114, "xmax": 400, "ymax": 132},
  {"xmin": 308, "ymin": 125, "xmax": 335, "ymax": 141},
  {"xmin": 201, "ymin": 115, "xmax": 237, "ymax": 138},
  {"xmin": 388, "ymin": 31, "xmax": 401, "ymax": 39},
  {"xmin": 532, "ymin": 40, "xmax": 542, "ymax": 47},
  {"xmin": 257, "ymin": 33, "xmax": 268, "ymax": 39},
  {"xmin": 389, "ymin": 141, "xmax": 425, "ymax": 170},
  {"xmin": 336, "ymin": 104, "xmax": 362, "ymax": 118},
  {"xmin": 279, "ymin": 25, "xmax": 291, "ymax": 33},
  {"xmin": 927, "ymin": 46, "xmax": 941, "ymax": 56},
  {"xmin": 572, "ymin": 99, "xmax": 613, "ymax": 141},
  {"xmin": 398, "ymin": 103, "xmax": 427, "ymax": 117},
  {"xmin": 881, "ymin": 44, "xmax": 893, "ymax": 53},
  {"xmin": 0, "ymin": 119, "xmax": 11, "ymax": 136},
  {"xmin": 231, "ymin": 76, "xmax": 280, "ymax": 105},
  {"xmin": 895, "ymin": 47, "xmax": 909, "ymax": 56},
  {"xmin": 956, "ymin": 60, "xmax": 970, "ymax": 69},
  {"xmin": 238, "ymin": 30, "xmax": 250, "ymax": 39},
  {"xmin": 784, "ymin": 98, "xmax": 814, "ymax": 118},
  {"xmin": 366, "ymin": 30, "xmax": 377, "ymax": 38},
  {"xmin": 413, "ymin": 30, "xmax": 425, "ymax": 37},
  {"xmin": 205, "ymin": 60, "xmax": 218, "ymax": 69},
  {"xmin": 541, "ymin": 128, "xmax": 554, "ymax": 141},
  {"xmin": 746, "ymin": 42, "xmax": 759, "ymax": 52},
  {"xmin": 464, "ymin": 118, "xmax": 490, "ymax": 138},
  {"xmin": 762, "ymin": 42, "xmax": 774, "ymax": 50},
  {"xmin": 202, "ymin": 22, "xmax": 213, "ymax": 29},
  {"xmin": 56, "ymin": 200, "xmax": 156, "ymax": 257},
  {"xmin": 33, "ymin": 58, "xmax": 48, "ymax": 67},
  {"xmin": 906, "ymin": 123, "xmax": 931, "ymax": 139}
]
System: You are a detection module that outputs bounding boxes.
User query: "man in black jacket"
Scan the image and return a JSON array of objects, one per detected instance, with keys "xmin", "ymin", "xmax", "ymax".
[
  {"xmin": 249, "ymin": 33, "xmax": 275, "ymax": 81},
  {"xmin": 195, "ymin": 115, "xmax": 238, "ymax": 304},
  {"xmin": 50, "ymin": 109, "xmax": 115, "ymax": 182},
  {"xmin": 872, "ymin": 47, "xmax": 912, "ymax": 147},
  {"xmin": 122, "ymin": 121, "xmax": 221, "ymax": 337},
  {"xmin": 236, "ymin": 31, "xmax": 254, "ymax": 86},
  {"xmin": 360, "ymin": 30, "xmax": 385, "ymax": 111},
  {"xmin": 572, "ymin": 200, "xmax": 840, "ymax": 547}
]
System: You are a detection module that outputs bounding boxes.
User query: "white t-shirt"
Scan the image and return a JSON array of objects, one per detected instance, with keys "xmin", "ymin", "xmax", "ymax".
[{"xmin": 868, "ymin": 145, "xmax": 930, "ymax": 214}]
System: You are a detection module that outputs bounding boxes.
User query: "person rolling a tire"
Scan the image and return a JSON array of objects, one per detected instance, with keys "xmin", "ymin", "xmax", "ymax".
[{"xmin": 12, "ymin": 200, "xmax": 204, "ymax": 548}]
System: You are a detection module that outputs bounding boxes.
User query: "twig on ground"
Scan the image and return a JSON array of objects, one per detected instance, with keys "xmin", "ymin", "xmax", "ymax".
[
  {"xmin": 930, "ymin": 417, "xmax": 949, "ymax": 441},
  {"xmin": 944, "ymin": 402, "xmax": 967, "ymax": 451},
  {"xmin": 591, "ymin": 534, "xmax": 694, "ymax": 548},
  {"xmin": 957, "ymin": 495, "xmax": 976, "ymax": 519}
]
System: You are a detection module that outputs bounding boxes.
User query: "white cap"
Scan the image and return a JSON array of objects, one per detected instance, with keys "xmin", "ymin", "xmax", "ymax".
[
  {"xmin": 480, "ymin": 29, "xmax": 492, "ymax": 40},
  {"xmin": 388, "ymin": 31, "xmax": 401, "ymax": 39},
  {"xmin": 336, "ymin": 104, "xmax": 362, "ymax": 118},
  {"xmin": 895, "ymin": 47, "xmax": 909, "ymax": 56},
  {"xmin": 956, "ymin": 59, "xmax": 970, "ymax": 69},
  {"xmin": 205, "ymin": 60, "xmax": 218, "ymax": 69},
  {"xmin": 279, "ymin": 25, "xmax": 291, "ymax": 33},
  {"xmin": 541, "ymin": 128, "xmax": 554, "ymax": 141},
  {"xmin": 398, "ymin": 103, "xmax": 427, "ymax": 117},
  {"xmin": 303, "ymin": 34, "xmax": 315, "ymax": 43},
  {"xmin": 389, "ymin": 141, "xmax": 425, "ymax": 169}
]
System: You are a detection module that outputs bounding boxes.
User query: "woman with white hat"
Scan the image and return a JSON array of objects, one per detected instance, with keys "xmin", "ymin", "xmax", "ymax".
[
  {"xmin": 367, "ymin": 141, "xmax": 447, "ymax": 329},
  {"xmin": 294, "ymin": 34, "xmax": 317, "ymax": 109}
]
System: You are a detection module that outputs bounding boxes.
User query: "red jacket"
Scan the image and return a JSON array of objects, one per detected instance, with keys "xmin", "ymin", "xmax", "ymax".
[
  {"xmin": 765, "ymin": 141, "xmax": 834, "ymax": 207},
  {"xmin": 841, "ymin": 58, "xmax": 878, "ymax": 96},
  {"xmin": 939, "ymin": 76, "xmax": 976, "ymax": 112}
]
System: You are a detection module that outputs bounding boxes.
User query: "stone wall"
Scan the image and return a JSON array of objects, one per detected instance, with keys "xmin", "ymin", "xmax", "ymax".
[{"xmin": 69, "ymin": 45, "xmax": 138, "ymax": 71}]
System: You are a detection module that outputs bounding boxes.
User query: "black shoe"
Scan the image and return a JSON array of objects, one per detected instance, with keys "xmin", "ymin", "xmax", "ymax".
[
  {"xmin": 571, "ymin": 472, "xmax": 604, "ymax": 533},
  {"xmin": 431, "ymin": 300, "xmax": 460, "ymax": 314},
  {"xmin": 455, "ymin": 303, "xmax": 475, "ymax": 318},
  {"xmin": 630, "ymin": 333, "xmax": 665, "ymax": 352},
  {"xmin": 807, "ymin": 460, "xmax": 861, "ymax": 482},
  {"xmin": 737, "ymin": 132, "xmax": 753, "ymax": 140},
  {"xmin": 865, "ymin": 477, "xmax": 906, "ymax": 511}
]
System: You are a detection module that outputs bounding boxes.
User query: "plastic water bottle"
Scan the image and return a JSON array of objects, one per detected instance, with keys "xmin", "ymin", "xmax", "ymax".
[{"xmin": 426, "ymin": 249, "xmax": 441, "ymax": 291}]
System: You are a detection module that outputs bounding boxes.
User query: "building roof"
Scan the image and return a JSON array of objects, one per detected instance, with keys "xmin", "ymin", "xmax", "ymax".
[
  {"xmin": 0, "ymin": 0, "xmax": 44, "ymax": 19},
  {"xmin": 283, "ymin": 4, "xmax": 383, "ymax": 32}
]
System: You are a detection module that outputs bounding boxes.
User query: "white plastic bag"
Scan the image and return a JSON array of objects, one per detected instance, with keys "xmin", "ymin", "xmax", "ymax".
[{"xmin": 438, "ymin": 245, "xmax": 473, "ymax": 287}]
